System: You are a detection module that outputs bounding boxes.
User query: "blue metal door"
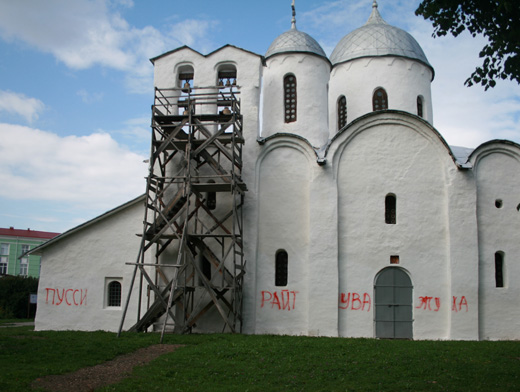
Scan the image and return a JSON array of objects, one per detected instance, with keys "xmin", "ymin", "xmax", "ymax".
[{"xmin": 375, "ymin": 268, "xmax": 413, "ymax": 339}]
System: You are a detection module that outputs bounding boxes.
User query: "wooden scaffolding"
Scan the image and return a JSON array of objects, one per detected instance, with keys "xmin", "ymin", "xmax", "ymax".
[{"xmin": 118, "ymin": 85, "xmax": 246, "ymax": 341}]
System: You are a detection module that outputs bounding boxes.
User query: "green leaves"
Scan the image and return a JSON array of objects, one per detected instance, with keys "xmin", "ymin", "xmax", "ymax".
[{"xmin": 416, "ymin": 0, "xmax": 520, "ymax": 90}]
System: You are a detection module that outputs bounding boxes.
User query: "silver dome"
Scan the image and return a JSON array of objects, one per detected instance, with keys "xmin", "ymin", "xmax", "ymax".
[
  {"xmin": 266, "ymin": 28, "xmax": 327, "ymax": 60},
  {"xmin": 330, "ymin": 2, "xmax": 433, "ymax": 74}
]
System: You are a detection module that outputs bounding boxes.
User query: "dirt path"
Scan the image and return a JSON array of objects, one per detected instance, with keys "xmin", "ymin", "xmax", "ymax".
[{"xmin": 32, "ymin": 344, "xmax": 182, "ymax": 392}]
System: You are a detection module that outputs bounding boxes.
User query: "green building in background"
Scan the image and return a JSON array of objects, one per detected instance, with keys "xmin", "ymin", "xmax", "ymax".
[{"xmin": 0, "ymin": 227, "xmax": 60, "ymax": 278}]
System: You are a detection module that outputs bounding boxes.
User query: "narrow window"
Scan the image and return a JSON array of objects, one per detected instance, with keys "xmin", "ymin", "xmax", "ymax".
[
  {"xmin": 385, "ymin": 194, "xmax": 396, "ymax": 224},
  {"xmin": 107, "ymin": 281, "xmax": 122, "ymax": 307},
  {"xmin": 19, "ymin": 257, "xmax": 28, "ymax": 276},
  {"xmin": 284, "ymin": 74, "xmax": 297, "ymax": 123},
  {"xmin": 495, "ymin": 252, "xmax": 504, "ymax": 288},
  {"xmin": 0, "ymin": 258, "xmax": 6, "ymax": 275},
  {"xmin": 275, "ymin": 250, "xmax": 288, "ymax": 286},
  {"xmin": 373, "ymin": 88, "xmax": 388, "ymax": 111},
  {"xmin": 337, "ymin": 95, "xmax": 347, "ymax": 130},
  {"xmin": 206, "ymin": 180, "xmax": 216, "ymax": 210},
  {"xmin": 417, "ymin": 96, "xmax": 424, "ymax": 117},
  {"xmin": 202, "ymin": 256, "xmax": 211, "ymax": 282}
]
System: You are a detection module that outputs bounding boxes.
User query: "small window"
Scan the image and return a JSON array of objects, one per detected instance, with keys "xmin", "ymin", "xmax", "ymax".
[
  {"xmin": 495, "ymin": 252, "xmax": 504, "ymax": 288},
  {"xmin": 275, "ymin": 250, "xmax": 288, "ymax": 286},
  {"xmin": 206, "ymin": 180, "xmax": 216, "ymax": 210},
  {"xmin": 373, "ymin": 88, "xmax": 388, "ymax": 111},
  {"xmin": 390, "ymin": 255, "xmax": 400, "ymax": 264},
  {"xmin": 0, "ymin": 257, "xmax": 7, "ymax": 275},
  {"xmin": 337, "ymin": 95, "xmax": 347, "ymax": 130},
  {"xmin": 385, "ymin": 194, "xmax": 396, "ymax": 224},
  {"xmin": 19, "ymin": 257, "xmax": 28, "ymax": 276},
  {"xmin": 0, "ymin": 243, "xmax": 9, "ymax": 256},
  {"xmin": 284, "ymin": 74, "xmax": 297, "ymax": 123},
  {"xmin": 107, "ymin": 280, "xmax": 122, "ymax": 307},
  {"xmin": 20, "ymin": 244, "xmax": 30, "ymax": 255},
  {"xmin": 202, "ymin": 256, "xmax": 211, "ymax": 282},
  {"xmin": 495, "ymin": 199, "xmax": 503, "ymax": 208},
  {"xmin": 417, "ymin": 96, "xmax": 424, "ymax": 118}
]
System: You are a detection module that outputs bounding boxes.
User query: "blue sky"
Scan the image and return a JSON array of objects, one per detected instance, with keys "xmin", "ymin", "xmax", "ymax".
[{"xmin": 0, "ymin": 0, "xmax": 519, "ymax": 233}]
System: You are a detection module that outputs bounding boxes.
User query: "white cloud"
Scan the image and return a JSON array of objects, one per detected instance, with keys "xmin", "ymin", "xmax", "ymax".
[
  {"xmin": 0, "ymin": 0, "xmax": 219, "ymax": 93},
  {"xmin": 0, "ymin": 90, "xmax": 45, "ymax": 122},
  {"xmin": 0, "ymin": 123, "xmax": 147, "ymax": 210},
  {"xmin": 77, "ymin": 89, "xmax": 104, "ymax": 104}
]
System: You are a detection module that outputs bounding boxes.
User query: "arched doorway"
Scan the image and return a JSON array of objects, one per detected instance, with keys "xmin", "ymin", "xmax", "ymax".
[{"xmin": 374, "ymin": 267, "xmax": 413, "ymax": 339}]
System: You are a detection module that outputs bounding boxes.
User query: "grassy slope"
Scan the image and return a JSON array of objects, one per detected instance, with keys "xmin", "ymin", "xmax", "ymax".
[{"xmin": 1, "ymin": 327, "xmax": 519, "ymax": 391}]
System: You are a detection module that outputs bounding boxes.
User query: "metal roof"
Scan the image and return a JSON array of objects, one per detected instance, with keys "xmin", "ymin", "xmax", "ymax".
[
  {"xmin": 0, "ymin": 227, "xmax": 60, "ymax": 240},
  {"xmin": 330, "ymin": 1, "xmax": 433, "ymax": 74},
  {"xmin": 266, "ymin": 28, "xmax": 327, "ymax": 60}
]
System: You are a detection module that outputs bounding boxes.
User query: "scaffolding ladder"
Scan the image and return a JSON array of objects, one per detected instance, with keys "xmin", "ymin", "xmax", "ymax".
[{"xmin": 118, "ymin": 86, "xmax": 246, "ymax": 341}]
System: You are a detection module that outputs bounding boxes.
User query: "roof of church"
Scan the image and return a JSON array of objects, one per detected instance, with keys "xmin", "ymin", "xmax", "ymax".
[
  {"xmin": 265, "ymin": 1, "xmax": 327, "ymax": 60},
  {"xmin": 330, "ymin": 1, "xmax": 433, "ymax": 75}
]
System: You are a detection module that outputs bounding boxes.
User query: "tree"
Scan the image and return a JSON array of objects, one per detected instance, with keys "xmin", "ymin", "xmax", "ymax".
[{"xmin": 416, "ymin": 0, "xmax": 520, "ymax": 89}]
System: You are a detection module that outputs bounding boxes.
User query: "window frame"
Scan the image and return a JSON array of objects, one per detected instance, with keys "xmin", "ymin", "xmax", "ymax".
[
  {"xmin": 373, "ymin": 88, "xmax": 388, "ymax": 111},
  {"xmin": 417, "ymin": 96, "xmax": 424, "ymax": 118},
  {"xmin": 495, "ymin": 252, "xmax": 505, "ymax": 288},
  {"xmin": 337, "ymin": 95, "xmax": 347, "ymax": 130},
  {"xmin": 385, "ymin": 194, "xmax": 397, "ymax": 224},
  {"xmin": 275, "ymin": 250, "xmax": 288, "ymax": 287},
  {"xmin": 105, "ymin": 278, "xmax": 123, "ymax": 308},
  {"xmin": 284, "ymin": 74, "xmax": 297, "ymax": 123}
]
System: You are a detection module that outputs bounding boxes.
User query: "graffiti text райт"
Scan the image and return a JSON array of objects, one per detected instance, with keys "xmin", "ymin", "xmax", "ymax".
[{"xmin": 261, "ymin": 290, "xmax": 298, "ymax": 311}]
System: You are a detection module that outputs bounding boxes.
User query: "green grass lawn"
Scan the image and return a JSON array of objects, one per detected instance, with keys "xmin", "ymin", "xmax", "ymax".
[{"xmin": 1, "ymin": 325, "xmax": 520, "ymax": 391}]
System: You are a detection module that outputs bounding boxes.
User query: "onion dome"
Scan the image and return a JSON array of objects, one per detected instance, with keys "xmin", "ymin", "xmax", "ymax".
[
  {"xmin": 265, "ymin": 1, "xmax": 327, "ymax": 60},
  {"xmin": 330, "ymin": 1, "xmax": 433, "ymax": 76}
]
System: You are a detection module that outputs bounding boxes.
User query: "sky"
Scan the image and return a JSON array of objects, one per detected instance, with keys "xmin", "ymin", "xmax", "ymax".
[{"xmin": 0, "ymin": 0, "xmax": 519, "ymax": 234}]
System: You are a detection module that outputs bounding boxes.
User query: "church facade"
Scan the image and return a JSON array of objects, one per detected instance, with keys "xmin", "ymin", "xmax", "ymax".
[{"xmin": 34, "ymin": 2, "xmax": 520, "ymax": 340}]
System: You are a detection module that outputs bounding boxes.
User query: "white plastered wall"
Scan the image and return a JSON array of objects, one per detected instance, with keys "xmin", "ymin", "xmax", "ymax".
[
  {"xmin": 261, "ymin": 53, "xmax": 330, "ymax": 148},
  {"xmin": 35, "ymin": 200, "xmax": 148, "ymax": 332},
  {"xmin": 330, "ymin": 112, "xmax": 476, "ymax": 339},
  {"xmin": 329, "ymin": 57, "xmax": 433, "ymax": 138},
  {"xmin": 473, "ymin": 143, "xmax": 520, "ymax": 340}
]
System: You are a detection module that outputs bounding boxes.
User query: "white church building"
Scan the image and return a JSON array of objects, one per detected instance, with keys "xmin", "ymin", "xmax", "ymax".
[{"xmin": 33, "ymin": 2, "xmax": 520, "ymax": 340}]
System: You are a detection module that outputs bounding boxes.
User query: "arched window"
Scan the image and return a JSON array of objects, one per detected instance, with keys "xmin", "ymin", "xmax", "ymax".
[
  {"xmin": 275, "ymin": 250, "xmax": 288, "ymax": 286},
  {"xmin": 373, "ymin": 88, "xmax": 388, "ymax": 111},
  {"xmin": 107, "ymin": 281, "xmax": 122, "ymax": 307},
  {"xmin": 417, "ymin": 96, "xmax": 424, "ymax": 118},
  {"xmin": 217, "ymin": 64, "xmax": 237, "ymax": 88},
  {"xmin": 495, "ymin": 252, "xmax": 504, "ymax": 288},
  {"xmin": 337, "ymin": 95, "xmax": 347, "ymax": 130},
  {"xmin": 178, "ymin": 65, "xmax": 194, "ymax": 91},
  {"xmin": 385, "ymin": 194, "xmax": 396, "ymax": 224},
  {"xmin": 284, "ymin": 74, "xmax": 297, "ymax": 123}
]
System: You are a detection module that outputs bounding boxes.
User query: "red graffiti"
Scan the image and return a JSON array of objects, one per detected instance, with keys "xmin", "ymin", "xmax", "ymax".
[
  {"xmin": 339, "ymin": 292, "xmax": 371, "ymax": 311},
  {"xmin": 452, "ymin": 296, "xmax": 468, "ymax": 312},
  {"xmin": 45, "ymin": 288, "xmax": 87, "ymax": 306},
  {"xmin": 416, "ymin": 296, "xmax": 441, "ymax": 311},
  {"xmin": 261, "ymin": 290, "xmax": 298, "ymax": 311}
]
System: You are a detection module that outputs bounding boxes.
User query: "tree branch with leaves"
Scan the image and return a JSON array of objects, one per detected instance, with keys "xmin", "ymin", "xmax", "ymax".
[{"xmin": 416, "ymin": 0, "xmax": 520, "ymax": 89}]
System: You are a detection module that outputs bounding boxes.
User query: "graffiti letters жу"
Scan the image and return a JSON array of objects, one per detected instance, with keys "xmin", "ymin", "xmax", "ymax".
[
  {"xmin": 339, "ymin": 292, "xmax": 371, "ymax": 311},
  {"xmin": 45, "ymin": 288, "xmax": 87, "ymax": 306},
  {"xmin": 416, "ymin": 296, "xmax": 441, "ymax": 311},
  {"xmin": 261, "ymin": 290, "xmax": 298, "ymax": 311}
]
